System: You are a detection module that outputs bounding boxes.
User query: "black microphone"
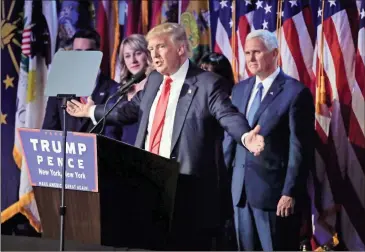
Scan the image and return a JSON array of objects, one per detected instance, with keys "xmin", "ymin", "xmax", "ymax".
[
  {"xmin": 89, "ymin": 70, "xmax": 146, "ymax": 134},
  {"xmin": 114, "ymin": 70, "xmax": 146, "ymax": 97}
]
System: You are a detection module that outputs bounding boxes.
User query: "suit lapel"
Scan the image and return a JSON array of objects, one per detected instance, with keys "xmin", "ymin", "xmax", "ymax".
[
  {"xmin": 240, "ymin": 77, "xmax": 256, "ymax": 113},
  {"xmin": 251, "ymin": 71, "xmax": 285, "ymax": 126},
  {"xmin": 170, "ymin": 71, "xmax": 197, "ymax": 154},
  {"xmin": 134, "ymin": 73, "xmax": 163, "ymax": 148}
]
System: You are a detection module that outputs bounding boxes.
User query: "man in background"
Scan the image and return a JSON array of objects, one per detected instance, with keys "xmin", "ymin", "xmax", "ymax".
[
  {"xmin": 224, "ymin": 29, "xmax": 315, "ymax": 251},
  {"xmin": 42, "ymin": 28, "xmax": 121, "ymax": 139}
]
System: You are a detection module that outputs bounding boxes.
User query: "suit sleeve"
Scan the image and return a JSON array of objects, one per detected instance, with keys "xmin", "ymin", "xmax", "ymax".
[
  {"xmin": 208, "ymin": 77, "xmax": 251, "ymax": 145},
  {"xmin": 42, "ymin": 97, "xmax": 61, "ymax": 130},
  {"xmin": 94, "ymin": 89, "xmax": 142, "ymax": 126},
  {"xmin": 282, "ymin": 87, "xmax": 315, "ymax": 197},
  {"xmin": 222, "ymin": 84, "xmax": 240, "ymax": 169}
]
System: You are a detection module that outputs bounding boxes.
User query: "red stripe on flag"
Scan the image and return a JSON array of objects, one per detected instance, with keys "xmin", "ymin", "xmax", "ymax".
[
  {"xmin": 355, "ymin": 51, "xmax": 365, "ymax": 98},
  {"xmin": 282, "ymin": 18, "xmax": 312, "ymax": 89},
  {"xmin": 151, "ymin": 1, "xmax": 163, "ymax": 28},
  {"xmin": 323, "ymin": 18, "xmax": 352, "ymax": 133},
  {"xmin": 302, "ymin": 7, "xmax": 315, "ymax": 46}
]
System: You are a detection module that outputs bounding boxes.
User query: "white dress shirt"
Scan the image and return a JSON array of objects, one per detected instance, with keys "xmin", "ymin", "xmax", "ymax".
[
  {"xmin": 144, "ymin": 59, "xmax": 189, "ymax": 158},
  {"xmin": 241, "ymin": 67, "xmax": 280, "ymax": 146}
]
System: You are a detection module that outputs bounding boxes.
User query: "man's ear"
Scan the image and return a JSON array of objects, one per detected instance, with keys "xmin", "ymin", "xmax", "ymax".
[
  {"xmin": 272, "ymin": 48, "xmax": 279, "ymax": 57},
  {"xmin": 177, "ymin": 43, "xmax": 185, "ymax": 56}
]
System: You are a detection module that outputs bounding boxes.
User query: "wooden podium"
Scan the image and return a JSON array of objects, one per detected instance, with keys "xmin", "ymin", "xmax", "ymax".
[{"xmin": 28, "ymin": 133, "xmax": 180, "ymax": 250}]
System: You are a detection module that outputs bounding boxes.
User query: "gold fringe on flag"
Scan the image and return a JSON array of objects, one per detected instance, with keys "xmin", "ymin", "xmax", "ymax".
[
  {"xmin": 142, "ymin": 0, "xmax": 149, "ymax": 34},
  {"xmin": 231, "ymin": 0, "xmax": 238, "ymax": 83},
  {"xmin": 276, "ymin": 0, "xmax": 283, "ymax": 66},
  {"xmin": 1, "ymin": 191, "xmax": 42, "ymax": 232},
  {"xmin": 110, "ymin": 1, "xmax": 120, "ymax": 79},
  {"xmin": 316, "ymin": 0, "xmax": 326, "ymax": 113}
]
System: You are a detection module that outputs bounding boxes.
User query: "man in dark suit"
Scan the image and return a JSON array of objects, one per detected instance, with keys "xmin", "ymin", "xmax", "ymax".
[
  {"xmin": 223, "ymin": 29, "xmax": 315, "ymax": 251},
  {"xmin": 42, "ymin": 29, "xmax": 121, "ymax": 138},
  {"xmin": 66, "ymin": 22, "xmax": 265, "ymax": 250}
]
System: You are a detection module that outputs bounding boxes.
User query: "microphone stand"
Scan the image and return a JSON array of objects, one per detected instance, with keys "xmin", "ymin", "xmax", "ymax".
[
  {"xmin": 89, "ymin": 87, "xmax": 129, "ymax": 134},
  {"xmin": 57, "ymin": 93, "xmax": 75, "ymax": 251}
]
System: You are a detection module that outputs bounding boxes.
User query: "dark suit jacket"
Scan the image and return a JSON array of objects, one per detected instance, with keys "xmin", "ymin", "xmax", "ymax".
[
  {"xmin": 42, "ymin": 73, "xmax": 122, "ymax": 139},
  {"xmin": 94, "ymin": 62, "xmax": 251, "ymax": 229},
  {"xmin": 224, "ymin": 69, "xmax": 315, "ymax": 211}
]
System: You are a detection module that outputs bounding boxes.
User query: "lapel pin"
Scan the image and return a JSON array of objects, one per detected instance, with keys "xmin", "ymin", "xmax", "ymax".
[
  {"xmin": 100, "ymin": 92, "xmax": 105, "ymax": 96},
  {"xmin": 188, "ymin": 89, "xmax": 192, "ymax": 94},
  {"xmin": 270, "ymin": 92, "xmax": 274, "ymax": 95}
]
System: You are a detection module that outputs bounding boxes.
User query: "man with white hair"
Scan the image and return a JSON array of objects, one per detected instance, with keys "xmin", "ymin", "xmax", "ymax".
[{"xmin": 223, "ymin": 29, "xmax": 315, "ymax": 250}]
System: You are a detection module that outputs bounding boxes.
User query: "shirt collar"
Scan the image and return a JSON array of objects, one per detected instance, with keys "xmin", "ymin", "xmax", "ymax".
[
  {"xmin": 255, "ymin": 67, "xmax": 280, "ymax": 90},
  {"xmin": 165, "ymin": 59, "xmax": 189, "ymax": 82}
]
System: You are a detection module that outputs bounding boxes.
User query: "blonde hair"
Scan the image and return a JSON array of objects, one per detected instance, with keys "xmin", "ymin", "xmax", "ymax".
[
  {"xmin": 146, "ymin": 22, "xmax": 192, "ymax": 57},
  {"xmin": 119, "ymin": 34, "xmax": 152, "ymax": 84}
]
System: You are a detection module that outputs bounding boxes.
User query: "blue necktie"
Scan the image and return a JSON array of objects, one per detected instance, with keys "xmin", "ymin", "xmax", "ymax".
[{"xmin": 247, "ymin": 83, "xmax": 263, "ymax": 127}]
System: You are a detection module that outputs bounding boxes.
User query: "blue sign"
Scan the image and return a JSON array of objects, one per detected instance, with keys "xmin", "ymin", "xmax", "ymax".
[{"xmin": 18, "ymin": 129, "xmax": 98, "ymax": 192}]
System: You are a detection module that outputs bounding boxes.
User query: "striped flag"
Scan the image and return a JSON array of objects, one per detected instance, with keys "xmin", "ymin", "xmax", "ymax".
[
  {"xmin": 212, "ymin": 0, "xmax": 238, "ymax": 80},
  {"xmin": 12, "ymin": 0, "xmax": 58, "ymax": 232},
  {"xmin": 311, "ymin": 0, "xmax": 365, "ymax": 250},
  {"xmin": 280, "ymin": 0, "xmax": 315, "ymax": 92},
  {"xmin": 236, "ymin": 0, "xmax": 256, "ymax": 80}
]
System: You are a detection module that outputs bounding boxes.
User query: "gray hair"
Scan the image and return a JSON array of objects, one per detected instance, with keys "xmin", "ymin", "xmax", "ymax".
[{"xmin": 246, "ymin": 29, "xmax": 278, "ymax": 51}]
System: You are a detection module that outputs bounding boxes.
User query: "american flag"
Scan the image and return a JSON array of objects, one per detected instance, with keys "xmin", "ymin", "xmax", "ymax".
[
  {"xmin": 311, "ymin": 0, "xmax": 365, "ymax": 250},
  {"xmin": 236, "ymin": 0, "xmax": 256, "ymax": 79},
  {"xmin": 213, "ymin": 0, "xmax": 236, "ymax": 69}
]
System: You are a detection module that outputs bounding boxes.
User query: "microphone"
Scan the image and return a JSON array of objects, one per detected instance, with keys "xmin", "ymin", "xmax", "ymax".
[
  {"xmin": 114, "ymin": 70, "xmax": 146, "ymax": 97},
  {"xmin": 89, "ymin": 70, "xmax": 146, "ymax": 134}
]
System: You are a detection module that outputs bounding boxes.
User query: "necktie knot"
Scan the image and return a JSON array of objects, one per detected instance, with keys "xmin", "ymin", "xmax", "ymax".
[
  {"xmin": 165, "ymin": 76, "xmax": 173, "ymax": 86},
  {"xmin": 257, "ymin": 82, "xmax": 263, "ymax": 91}
]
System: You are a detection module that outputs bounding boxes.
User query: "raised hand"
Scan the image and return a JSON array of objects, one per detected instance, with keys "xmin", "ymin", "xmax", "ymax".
[
  {"xmin": 244, "ymin": 125, "xmax": 265, "ymax": 156},
  {"xmin": 66, "ymin": 97, "xmax": 94, "ymax": 118}
]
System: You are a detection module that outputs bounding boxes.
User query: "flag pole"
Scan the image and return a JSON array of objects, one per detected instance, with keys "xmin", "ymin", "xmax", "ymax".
[{"xmin": 276, "ymin": 0, "xmax": 283, "ymax": 66}]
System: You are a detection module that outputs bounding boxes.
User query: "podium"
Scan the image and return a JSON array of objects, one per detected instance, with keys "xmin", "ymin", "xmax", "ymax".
[{"xmin": 18, "ymin": 129, "xmax": 180, "ymax": 250}]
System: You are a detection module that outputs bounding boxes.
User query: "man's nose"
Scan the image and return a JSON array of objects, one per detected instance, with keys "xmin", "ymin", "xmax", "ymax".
[
  {"xmin": 249, "ymin": 54, "xmax": 256, "ymax": 62},
  {"xmin": 152, "ymin": 49, "xmax": 160, "ymax": 58}
]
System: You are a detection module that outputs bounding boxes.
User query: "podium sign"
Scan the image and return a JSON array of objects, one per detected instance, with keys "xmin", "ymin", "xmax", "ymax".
[{"xmin": 18, "ymin": 128, "xmax": 98, "ymax": 192}]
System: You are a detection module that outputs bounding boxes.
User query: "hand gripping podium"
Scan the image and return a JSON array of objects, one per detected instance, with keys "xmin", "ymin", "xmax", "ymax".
[{"xmin": 17, "ymin": 128, "xmax": 180, "ymax": 250}]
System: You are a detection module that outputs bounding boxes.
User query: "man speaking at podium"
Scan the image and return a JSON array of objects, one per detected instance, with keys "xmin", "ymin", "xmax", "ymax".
[
  {"xmin": 42, "ymin": 28, "xmax": 121, "ymax": 139},
  {"xmin": 66, "ymin": 23, "xmax": 264, "ymax": 250}
]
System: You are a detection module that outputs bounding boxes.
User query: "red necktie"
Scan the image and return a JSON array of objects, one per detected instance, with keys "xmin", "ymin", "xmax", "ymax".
[{"xmin": 149, "ymin": 77, "xmax": 173, "ymax": 155}]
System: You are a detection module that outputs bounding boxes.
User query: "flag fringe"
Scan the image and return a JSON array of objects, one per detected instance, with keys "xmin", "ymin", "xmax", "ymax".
[{"xmin": 1, "ymin": 191, "xmax": 42, "ymax": 232}]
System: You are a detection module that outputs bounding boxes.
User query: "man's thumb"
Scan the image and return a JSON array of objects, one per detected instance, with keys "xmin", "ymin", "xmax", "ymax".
[
  {"xmin": 253, "ymin": 125, "xmax": 261, "ymax": 134},
  {"xmin": 87, "ymin": 96, "xmax": 94, "ymax": 104}
]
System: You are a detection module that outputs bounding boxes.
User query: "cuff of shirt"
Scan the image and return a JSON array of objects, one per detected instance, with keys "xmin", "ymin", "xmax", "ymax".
[
  {"xmin": 89, "ymin": 105, "xmax": 97, "ymax": 125},
  {"xmin": 241, "ymin": 132, "xmax": 249, "ymax": 148}
]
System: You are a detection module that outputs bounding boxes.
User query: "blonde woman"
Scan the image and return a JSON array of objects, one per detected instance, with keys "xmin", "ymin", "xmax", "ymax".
[
  {"xmin": 118, "ymin": 34, "xmax": 152, "ymax": 101},
  {"xmin": 117, "ymin": 34, "xmax": 152, "ymax": 144}
]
